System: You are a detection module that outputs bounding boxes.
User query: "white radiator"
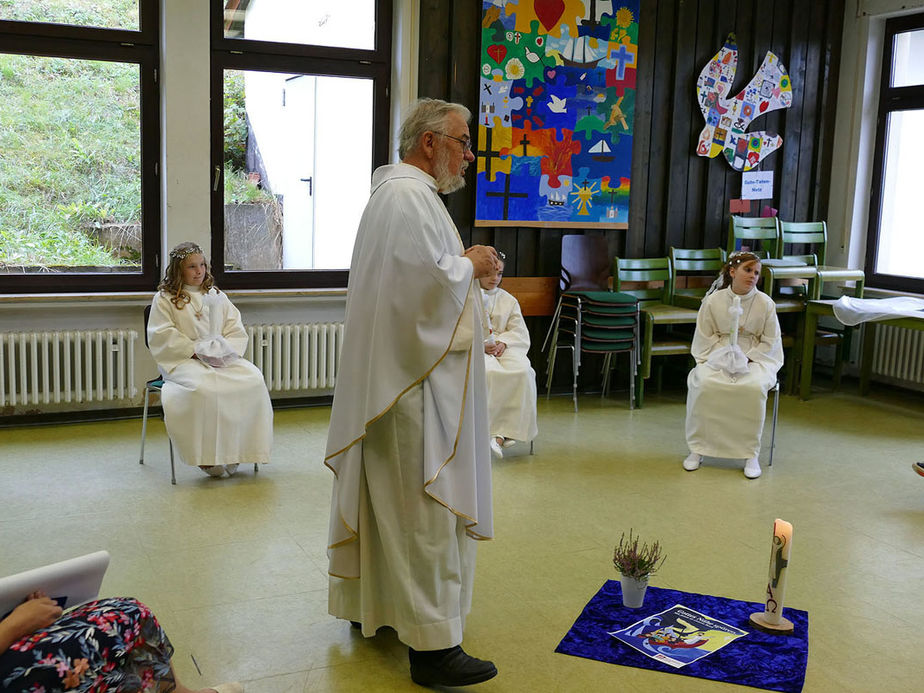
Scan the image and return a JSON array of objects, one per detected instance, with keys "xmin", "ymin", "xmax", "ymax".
[
  {"xmin": 0, "ymin": 330, "xmax": 138, "ymax": 406},
  {"xmin": 871, "ymin": 324, "xmax": 924, "ymax": 387},
  {"xmin": 245, "ymin": 322, "xmax": 343, "ymax": 391}
]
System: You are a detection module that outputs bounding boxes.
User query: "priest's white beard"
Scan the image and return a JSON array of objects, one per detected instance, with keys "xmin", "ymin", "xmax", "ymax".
[{"xmin": 434, "ymin": 144, "xmax": 468, "ymax": 193}]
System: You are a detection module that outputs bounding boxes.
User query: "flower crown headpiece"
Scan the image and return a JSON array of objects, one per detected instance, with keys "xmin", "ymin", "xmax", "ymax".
[
  {"xmin": 169, "ymin": 245, "xmax": 203, "ymax": 261},
  {"xmin": 726, "ymin": 250, "xmax": 759, "ymax": 267}
]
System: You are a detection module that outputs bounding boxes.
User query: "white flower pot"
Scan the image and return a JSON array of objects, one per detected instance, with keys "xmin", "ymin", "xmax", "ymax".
[{"xmin": 619, "ymin": 574, "xmax": 649, "ymax": 608}]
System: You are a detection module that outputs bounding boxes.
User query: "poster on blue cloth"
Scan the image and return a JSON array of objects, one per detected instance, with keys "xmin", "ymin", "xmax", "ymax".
[{"xmin": 609, "ymin": 603, "xmax": 748, "ymax": 668}]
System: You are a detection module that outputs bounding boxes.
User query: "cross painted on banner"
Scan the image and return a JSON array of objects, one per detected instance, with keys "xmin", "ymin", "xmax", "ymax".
[
  {"xmin": 519, "ymin": 133, "xmax": 531, "ymax": 156},
  {"xmin": 477, "ymin": 126, "xmax": 505, "ymax": 182},
  {"xmin": 486, "ymin": 173, "xmax": 529, "ymax": 220},
  {"xmin": 612, "ymin": 43, "xmax": 636, "ymax": 80}
]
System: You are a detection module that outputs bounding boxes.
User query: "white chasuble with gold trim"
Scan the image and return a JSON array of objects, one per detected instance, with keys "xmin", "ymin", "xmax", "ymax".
[{"xmin": 324, "ymin": 163, "xmax": 493, "ymax": 581}]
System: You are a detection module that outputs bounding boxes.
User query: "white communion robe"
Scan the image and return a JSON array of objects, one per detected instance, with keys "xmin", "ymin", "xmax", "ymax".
[
  {"xmin": 482, "ymin": 287, "xmax": 538, "ymax": 443},
  {"xmin": 147, "ymin": 287, "xmax": 273, "ymax": 467},
  {"xmin": 685, "ymin": 286, "xmax": 783, "ymax": 459},
  {"xmin": 324, "ymin": 163, "xmax": 493, "ymax": 651}
]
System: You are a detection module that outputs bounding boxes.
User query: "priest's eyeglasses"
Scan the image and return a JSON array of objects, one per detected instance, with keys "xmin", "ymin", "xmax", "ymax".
[{"xmin": 434, "ymin": 131, "xmax": 473, "ymax": 153}]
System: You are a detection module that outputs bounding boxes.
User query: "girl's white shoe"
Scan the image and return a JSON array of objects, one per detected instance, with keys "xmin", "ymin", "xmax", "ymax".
[
  {"xmin": 682, "ymin": 453, "xmax": 702, "ymax": 471},
  {"xmin": 743, "ymin": 456, "xmax": 762, "ymax": 479},
  {"xmin": 489, "ymin": 438, "xmax": 504, "ymax": 459}
]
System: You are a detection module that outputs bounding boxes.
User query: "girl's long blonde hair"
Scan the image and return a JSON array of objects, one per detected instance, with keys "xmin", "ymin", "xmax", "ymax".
[{"xmin": 157, "ymin": 242, "xmax": 217, "ymax": 309}]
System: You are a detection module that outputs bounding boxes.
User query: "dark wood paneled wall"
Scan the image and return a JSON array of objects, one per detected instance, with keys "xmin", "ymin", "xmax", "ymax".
[{"xmin": 418, "ymin": 0, "xmax": 845, "ymax": 274}]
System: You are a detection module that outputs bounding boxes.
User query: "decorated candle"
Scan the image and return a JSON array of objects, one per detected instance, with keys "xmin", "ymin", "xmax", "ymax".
[{"xmin": 762, "ymin": 518, "xmax": 793, "ymax": 625}]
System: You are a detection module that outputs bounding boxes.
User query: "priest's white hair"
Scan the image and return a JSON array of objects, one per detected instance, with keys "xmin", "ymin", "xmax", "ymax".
[{"xmin": 398, "ymin": 98, "xmax": 471, "ymax": 159}]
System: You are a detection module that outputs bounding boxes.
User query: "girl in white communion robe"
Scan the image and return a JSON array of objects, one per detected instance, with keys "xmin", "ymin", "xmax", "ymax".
[
  {"xmin": 147, "ymin": 242, "xmax": 273, "ymax": 478},
  {"xmin": 478, "ymin": 259, "xmax": 538, "ymax": 459},
  {"xmin": 683, "ymin": 251, "xmax": 783, "ymax": 479}
]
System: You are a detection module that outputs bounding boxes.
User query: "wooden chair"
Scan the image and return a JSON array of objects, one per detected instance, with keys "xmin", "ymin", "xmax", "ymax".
[
  {"xmin": 613, "ymin": 256, "xmax": 697, "ymax": 407},
  {"xmin": 779, "ymin": 220, "xmax": 864, "ymax": 299},
  {"xmin": 779, "ymin": 220, "xmax": 864, "ymax": 389},
  {"xmin": 728, "ymin": 215, "xmax": 782, "ymax": 258},
  {"xmin": 669, "ymin": 247, "xmax": 725, "ymax": 309}
]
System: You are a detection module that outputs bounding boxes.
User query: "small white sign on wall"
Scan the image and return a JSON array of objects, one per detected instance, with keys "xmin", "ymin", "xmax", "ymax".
[{"xmin": 741, "ymin": 171, "xmax": 774, "ymax": 200}]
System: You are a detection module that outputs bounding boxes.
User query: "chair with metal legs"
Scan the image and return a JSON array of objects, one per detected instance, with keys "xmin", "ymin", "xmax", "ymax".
[
  {"xmin": 766, "ymin": 381, "xmax": 780, "ymax": 467},
  {"xmin": 139, "ymin": 304, "xmax": 177, "ymax": 484},
  {"xmin": 140, "ymin": 304, "xmax": 259, "ymax": 484}
]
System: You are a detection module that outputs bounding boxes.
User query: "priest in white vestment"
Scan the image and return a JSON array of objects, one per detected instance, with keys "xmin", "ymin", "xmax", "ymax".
[
  {"xmin": 684, "ymin": 252, "xmax": 783, "ymax": 479},
  {"xmin": 147, "ymin": 242, "xmax": 273, "ymax": 477},
  {"xmin": 324, "ymin": 99, "xmax": 500, "ymax": 687},
  {"xmin": 478, "ymin": 261, "xmax": 538, "ymax": 458}
]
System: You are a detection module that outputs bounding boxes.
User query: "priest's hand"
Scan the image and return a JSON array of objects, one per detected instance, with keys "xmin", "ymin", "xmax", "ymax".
[{"xmin": 464, "ymin": 245, "xmax": 499, "ymax": 278}]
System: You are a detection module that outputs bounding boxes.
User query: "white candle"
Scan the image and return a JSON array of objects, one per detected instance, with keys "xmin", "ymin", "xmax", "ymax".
[{"xmin": 763, "ymin": 518, "xmax": 793, "ymax": 624}]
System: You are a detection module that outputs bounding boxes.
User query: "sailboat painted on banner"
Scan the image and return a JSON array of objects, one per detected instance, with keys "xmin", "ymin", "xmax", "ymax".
[
  {"xmin": 589, "ymin": 139, "xmax": 614, "ymax": 161},
  {"xmin": 560, "ymin": 35, "xmax": 608, "ymax": 68},
  {"xmin": 579, "ymin": 0, "xmax": 614, "ymax": 30}
]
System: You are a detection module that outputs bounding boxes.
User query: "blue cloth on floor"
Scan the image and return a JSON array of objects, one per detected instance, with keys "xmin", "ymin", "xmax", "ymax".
[{"xmin": 555, "ymin": 581, "xmax": 808, "ymax": 693}]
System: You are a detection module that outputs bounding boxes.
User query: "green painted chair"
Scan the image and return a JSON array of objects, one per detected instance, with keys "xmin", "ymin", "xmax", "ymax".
[
  {"xmin": 779, "ymin": 220, "xmax": 864, "ymax": 299},
  {"xmin": 613, "ymin": 256, "xmax": 697, "ymax": 407},
  {"xmin": 728, "ymin": 215, "xmax": 782, "ymax": 259},
  {"xmin": 668, "ymin": 247, "xmax": 726, "ymax": 309},
  {"xmin": 542, "ymin": 236, "xmax": 641, "ymax": 409},
  {"xmin": 545, "ymin": 291, "xmax": 639, "ymax": 411},
  {"xmin": 779, "ymin": 220, "xmax": 862, "ymax": 389}
]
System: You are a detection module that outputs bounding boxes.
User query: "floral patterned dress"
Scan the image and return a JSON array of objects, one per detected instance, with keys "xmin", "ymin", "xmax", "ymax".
[{"xmin": 0, "ymin": 597, "xmax": 174, "ymax": 692}]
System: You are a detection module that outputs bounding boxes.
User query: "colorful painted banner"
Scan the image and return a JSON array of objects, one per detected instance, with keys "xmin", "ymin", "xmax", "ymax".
[{"xmin": 475, "ymin": 0, "xmax": 639, "ymax": 228}]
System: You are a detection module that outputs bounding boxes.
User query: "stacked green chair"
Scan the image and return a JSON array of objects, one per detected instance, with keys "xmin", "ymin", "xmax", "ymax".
[
  {"xmin": 542, "ymin": 235, "xmax": 639, "ymax": 410},
  {"xmin": 613, "ymin": 256, "xmax": 697, "ymax": 407},
  {"xmin": 668, "ymin": 247, "xmax": 726, "ymax": 309},
  {"xmin": 546, "ymin": 291, "xmax": 639, "ymax": 411}
]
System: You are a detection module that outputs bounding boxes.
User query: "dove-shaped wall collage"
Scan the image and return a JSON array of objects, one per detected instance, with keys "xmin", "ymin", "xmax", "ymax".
[
  {"xmin": 695, "ymin": 33, "xmax": 793, "ymax": 173},
  {"xmin": 475, "ymin": 0, "xmax": 639, "ymax": 228}
]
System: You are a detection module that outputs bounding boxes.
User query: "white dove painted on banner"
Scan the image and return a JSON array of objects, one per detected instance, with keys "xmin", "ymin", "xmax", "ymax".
[{"xmin": 695, "ymin": 33, "xmax": 793, "ymax": 172}]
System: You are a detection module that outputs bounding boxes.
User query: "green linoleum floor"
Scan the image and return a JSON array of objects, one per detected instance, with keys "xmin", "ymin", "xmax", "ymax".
[{"xmin": 1, "ymin": 385, "xmax": 922, "ymax": 692}]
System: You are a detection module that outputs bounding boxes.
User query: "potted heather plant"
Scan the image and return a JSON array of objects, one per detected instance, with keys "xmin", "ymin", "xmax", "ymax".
[{"xmin": 613, "ymin": 530, "xmax": 666, "ymax": 608}]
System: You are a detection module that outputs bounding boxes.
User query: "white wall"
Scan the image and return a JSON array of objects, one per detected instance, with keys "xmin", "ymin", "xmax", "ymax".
[
  {"xmin": 827, "ymin": 0, "xmax": 924, "ymax": 271},
  {"xmin": 0, "ymin": 0, "xmax": 419, "ymax": 416}
]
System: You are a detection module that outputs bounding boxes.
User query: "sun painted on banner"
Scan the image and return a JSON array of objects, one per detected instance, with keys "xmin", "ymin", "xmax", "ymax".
[{"xmin": 475, "ymin": 0, "xmax": 639, "ymax": 228}]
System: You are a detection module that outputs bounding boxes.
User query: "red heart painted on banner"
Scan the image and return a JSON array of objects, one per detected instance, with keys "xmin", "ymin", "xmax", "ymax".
[
  {"xmin": 759, "ymin": 101, "xmax": 769, "ymax": 113},
  {"xmin": 487, "ymin": 44, "xmax": 507, "ymax": 64},
  {"xmin": 535, "ymin": 0, "xmax": 565, "ymax": 32}
]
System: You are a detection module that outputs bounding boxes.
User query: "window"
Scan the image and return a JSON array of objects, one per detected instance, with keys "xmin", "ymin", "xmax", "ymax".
[
  {"xmin": 211, "ymin": 0, "xmax": 392, "ymax": 289},
  {"xmin": 866, "ymin": 13, "xmax": 924, "ymax": 294},
  {"xmin": 0, "ymin": 0, "xmax": 160, "ymax": 293}
]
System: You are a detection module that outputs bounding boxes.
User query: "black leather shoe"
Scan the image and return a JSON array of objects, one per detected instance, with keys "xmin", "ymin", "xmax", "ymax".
[{"xmin": 409, "ymin": 645, "xmax": 498, "ymax": 687}]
